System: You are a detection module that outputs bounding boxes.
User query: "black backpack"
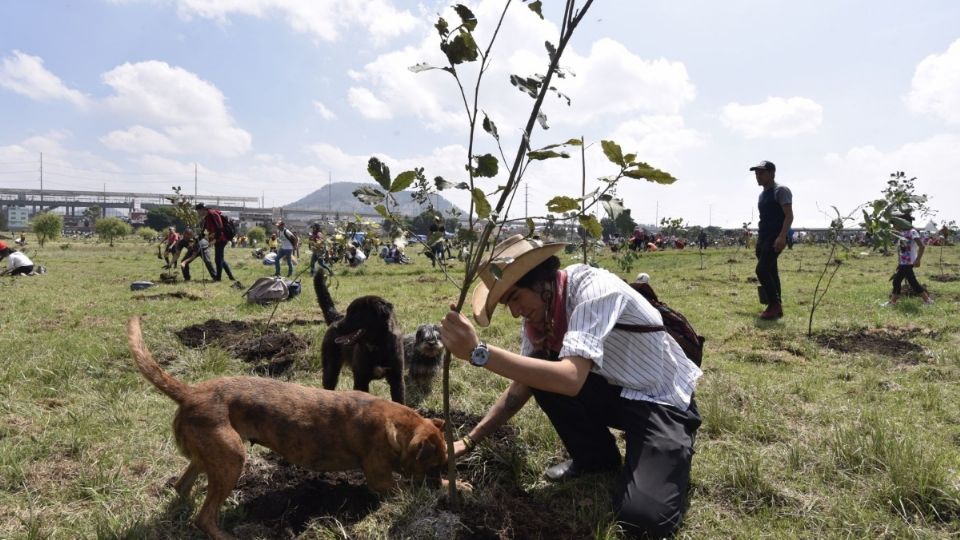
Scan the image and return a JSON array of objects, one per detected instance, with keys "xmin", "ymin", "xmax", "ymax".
[
  {"xmin": 616, "ymin": 280, "xmax": 705, "ymax": 367},
  {"xmin": 222, "ymin": 217, "xmax": 237, "ymax": 241}
]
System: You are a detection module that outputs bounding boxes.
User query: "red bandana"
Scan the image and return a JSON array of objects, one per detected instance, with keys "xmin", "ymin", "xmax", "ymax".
[{"xmin": 525, "ymin": 270, "xmax": 568, "ymax": 354}]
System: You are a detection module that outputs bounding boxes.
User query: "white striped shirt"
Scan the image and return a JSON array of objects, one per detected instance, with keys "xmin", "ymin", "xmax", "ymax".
[{"xmin": 521, "ymin": 264, "xmax": 702, "ymax": 410}]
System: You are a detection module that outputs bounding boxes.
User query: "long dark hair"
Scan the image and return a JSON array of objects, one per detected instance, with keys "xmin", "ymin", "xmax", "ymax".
[{"xmin": 516, "ymin": 255, "xmax": 561, "ymax": 345}]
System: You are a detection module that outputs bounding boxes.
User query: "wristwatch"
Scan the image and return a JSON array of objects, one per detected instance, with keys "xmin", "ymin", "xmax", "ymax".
[{"xmin": 469, "ymin": 341, "xmax": 490, "ymax": 367}]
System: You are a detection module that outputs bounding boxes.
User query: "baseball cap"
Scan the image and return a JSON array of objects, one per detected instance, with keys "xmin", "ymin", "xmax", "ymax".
[{"xmin": 749, "ymin": 160, "xmax": 776, "ymax": 172}]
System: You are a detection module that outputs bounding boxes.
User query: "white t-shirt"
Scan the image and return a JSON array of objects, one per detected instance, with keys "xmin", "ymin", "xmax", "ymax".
[
  {"xmin": 7, "ymin": 251, "xmax": 33, "ymax": 270},
  {"xmin": 278, "ymin": 228, "xmax": 297, "ymax": 250},
  {"xmin": 520, "ymin": 264, "xmax": 702, "ymax": 410},
  {"xmin": 897, "ymin": 229, "xmax": 920, "ymax": 265}
]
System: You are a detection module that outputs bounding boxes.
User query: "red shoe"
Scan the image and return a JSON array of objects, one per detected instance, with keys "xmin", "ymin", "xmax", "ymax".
[{"xmin": 759, "ymin": 303, "xmax": 783, "ymax": 320}]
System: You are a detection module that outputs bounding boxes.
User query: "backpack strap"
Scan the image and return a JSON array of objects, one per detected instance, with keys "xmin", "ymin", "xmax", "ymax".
[{"xmin": 613, "ymin": 323, "xmax": 666, "ymax": 333}]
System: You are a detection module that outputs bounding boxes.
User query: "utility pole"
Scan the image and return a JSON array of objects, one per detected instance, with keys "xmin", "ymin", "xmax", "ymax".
[
  {"xmin": 525, "ymin": 184, "xmax": 529, "ymax": 220},
  {"xmin": 39, "ymin": 152, "xmax": 43, "ymax": 208},
  {"xmin": 709, "ymin": 204, "xmax": 712, "ymax": 227},
  {"xmin": 194, "ymin": 163, "xmax": 198, "ymax": 201},
  {"xmin": 328, "ymin": 171, "xmax": 332, "ymax": 212},
  {"xmin": 655, "ymin": 200, "xmax": 659, "ymax": 225}
]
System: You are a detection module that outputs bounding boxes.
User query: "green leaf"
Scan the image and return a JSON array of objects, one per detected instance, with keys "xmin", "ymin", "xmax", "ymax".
[
  {"xmin": 472, "ymin": 188, "xmax": 491, "ymax": 219},
  {"xmin": 374, "ymin": 205, "xmax": 389, "ymax": 218},
  {"xmin": 623, "ymin": 162, "xmax": 677, "ymax": 184},
  {"xmin": 890, "ymin": 216, "xmax": 913, "ymax": 230},
  {"xmin": 623, "ymin": 153, "xmax": 637, "ymax": 164},
  {"xmin": 353, "ymin": 186, "xmax": 385, "ymax": 206},
  {"xmin": 536, "ymin": 111, "xmax": 548, "ymax": 129},
  {"xmin": 367, "ymin": 157, "xmax": 391, "ymax": 190},
  {"xmin": 510, "ymin": 74, "xmax": 541, "ymax": 99},
  {"xmin": 565, "ymin": 138, "xmax": 583, "ymax": 146},
  {"xmin": 435, "ymin": 17, "xmax": 449, "ymax": 38},
  {"xmin": 482, "ymin": 112, "xmax": 499, "ymax": 141},
  {"xmin": 453, "ymin": 4, "xmax": 477, "ymax": 31},
  {"xmin": 390, "ymin": 170, "xmax": 417, "ymax": 193},
  {"xmin": 441, "ymin": 31, "xmax": 478, "ymax": 65},
  {"xmin": 409, "ymin": 63, "xmax": 440, "ymax": 73},
  {"xmin": 601, "ymin": 140, "xmax": 625, "ymax": 167},
  {"xmin": 473, "ymin": 154, "xmax": 498, "ymax": 178},
  {"xmin": 546, "ymin": 195, "xmax": 580, "ymax": 213},
  {"xmin": 434, "ymin": 176, "xmax": 454, "ymax": 190},
  {"xmin": 527, "ymin": 0, "xmax": 544, "ymax": 19},
  {"xmin": 544, "ymin": 41, "xmax": 556, "ymax": 62},
  {"xmin": 526, "ymin": 217, "xmax": 536, "ymax": 236},
  {"xmin": 579, "ymin": 215, "xmax": 602, "ymax": 238},
  {"xmin": 527, "ymin": 150, "xmax": 569, "ymax": 161}
]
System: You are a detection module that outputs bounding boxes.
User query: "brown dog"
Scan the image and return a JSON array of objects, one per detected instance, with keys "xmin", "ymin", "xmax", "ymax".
[{"xmin": 127, "ymin": 316, "xmax": 446, "ymax": 540}]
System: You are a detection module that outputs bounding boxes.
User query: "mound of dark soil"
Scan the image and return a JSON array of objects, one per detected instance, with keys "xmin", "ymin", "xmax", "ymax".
[
  {"xmin": 929, "ymin": 274, "xmax": 960, "ymax": 282},
  {"xmin": 813, "ymin": 326, "xmax": 936, "ymax": 360},
  {"xmin": 226, "ymin": 408, "xmax": 590, "ymax": 539},
  {"xmin": 175, "ymin": 319, "xmax": 310, "ymax": 375}
]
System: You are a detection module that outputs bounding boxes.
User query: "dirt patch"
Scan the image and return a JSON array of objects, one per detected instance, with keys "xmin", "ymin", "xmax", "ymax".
[
  {"xmin": 133, "ymin": 291, "xmax": 202, "ymax": 301},
  {"xmin": 175, "ymin": 319, "xmax": 310, "ymax": 375},
  {"xmin": 224, "ymin": 409, "xmax": 590, "ymax": 539},
  {"xmin": 813, "ymin": 326, "xmax": 936, "ymax": 360},
  {"xmin": 928, "ymin": 274, "xmax": 960, "ymax": 282}
]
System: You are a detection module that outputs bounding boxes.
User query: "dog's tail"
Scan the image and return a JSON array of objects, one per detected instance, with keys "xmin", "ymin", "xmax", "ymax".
[
  {"xmin": 314, "ymin": 271, "xmax": 343, "ymax": 325},
  {"xmin": 128, "ymin": 316, "xmax": 190, "ymax": 404}
]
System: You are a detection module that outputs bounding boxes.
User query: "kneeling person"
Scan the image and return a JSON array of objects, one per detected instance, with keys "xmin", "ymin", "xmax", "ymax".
[
  {"xmin": 0, "ymin": 241, "xmax": 34, "ymax": 276},
  {"xmin": 440, "ymin": 235, "xmax": 702, "ymax": 537}
]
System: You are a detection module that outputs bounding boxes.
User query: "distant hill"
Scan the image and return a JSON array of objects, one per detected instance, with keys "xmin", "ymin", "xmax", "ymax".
[{"xmin": 285, "ymin": 182, "xmax": 465, "ymax": 216}]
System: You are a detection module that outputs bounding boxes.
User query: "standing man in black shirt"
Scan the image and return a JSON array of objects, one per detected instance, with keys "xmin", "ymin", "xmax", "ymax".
[{"xmin": 750, "ymin": 160, "xmax": 793, "ymax": 320}]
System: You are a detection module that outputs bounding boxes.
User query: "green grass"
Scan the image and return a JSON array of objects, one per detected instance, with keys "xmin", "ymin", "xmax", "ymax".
[{"xmin": 0, "ymin": 235, "xmax": 958, "ymax": 538}]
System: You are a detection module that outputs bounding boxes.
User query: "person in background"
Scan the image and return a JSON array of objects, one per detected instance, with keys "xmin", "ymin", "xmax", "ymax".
[
  {"xmin": 884, "ymin": 214, "xmax": 933, "ymax": 306},
  {"xmin": 194, "ymin": 203, "xmax": 236, "ymax": 283},
  {"xmin": 160, "ymin": 226, "xmax": 180, "ymax": 269},
  {"xmin": 440, "ymin": 234, "xmax": 702, "ymax": 538},
  {"xmin": 0, "ymin": 241, "xmax": 35, "ymax": 276},
  {"xmin": 750, "ymin": 160, "xmax": 793, "ymax": 320},
  {"xmin": 308, "ymin": 222, "xmax": 329, "ymax": 276},
  {"xmin": 176, "ymin": 229, "xmax": 216, "ymax": 281},
  {"xmin": 268, "ymin": 233, "xmax": 278, "ymax": 253},
  {"xmin": 274, "ymin": 219, "xmax": 298, "ymax": 278}
]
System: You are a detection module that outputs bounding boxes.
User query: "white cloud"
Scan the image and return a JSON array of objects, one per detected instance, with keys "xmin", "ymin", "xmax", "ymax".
[
  {"xmin": 99, "ymin": 61, "xmax": 251, "ymax": 157},
  {"xmin": 608, "ymin": 115, "xmax": 707, "ymax": 168},
  {"xmin": 905, "ymin": 38, "xmax": 960, "ymax": 124},
  {"xmin": 0, "ymin": 50, "xmax": 89, "ymax": 107},
  {"xmin": 174, "ymin": 0, "xmax": 419, "ymax": 44},
  {"xmin": 347, "ymin": 87, "xmax": 393, "ymax": 120},
  {"xmin": 313, "ymin": 100, "xmax": 336, "ymax": 120},
  {"xmin": 811, "ymin": 133, "xmax": 960, "ymax": 220},
  {"xmin": 721, "ymin": 96, "xmax": 823, "ymax": 139}
]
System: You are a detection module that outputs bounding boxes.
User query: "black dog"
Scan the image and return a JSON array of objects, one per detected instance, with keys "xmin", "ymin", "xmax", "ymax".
[
  {"xmin": 404, "ymin": 324, "xmax": 444, "ymax": 398},
  {"xmin": 314, "ymin": 271, "xmax": 405, "ymax": 404}
]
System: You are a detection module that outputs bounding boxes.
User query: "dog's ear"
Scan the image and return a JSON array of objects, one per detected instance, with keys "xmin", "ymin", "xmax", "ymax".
[
  {"xmin": 430, "ymin": 418, "xmax": 445, "ymax": 431},
  {"xmin": 385, "ymin": 420, "xmax": 403, "ymax": 454},
  {"xmin": 415, "ymin": 439, "xmax": 437, "ymax": 464},
  {"xmin": 376, "ymin": 300, "xmax": 394, "ymax": 320}
]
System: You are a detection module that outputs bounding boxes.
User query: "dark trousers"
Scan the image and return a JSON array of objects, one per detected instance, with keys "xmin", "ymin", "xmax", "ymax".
[
  {"xmin": 10, "ymin": 265, "xmax": 33, "ymax": 276},
  {"xmin": 213, "ymin": 241, "xmax": 234, "ymax": 281},
  {"xmin": 182, "ymin": 249, "xmax": 216, "ymax": 281},
  {"xmin": 532, "ymin": 373, "xmax": 701, "ymax": 538},
  {"xmin": 892, "ymin": 264, "xmax": 924, "ymax": 295},
  {"xmin": 755, "ymin": 241, "xmax": 782, "ymax": 305}
]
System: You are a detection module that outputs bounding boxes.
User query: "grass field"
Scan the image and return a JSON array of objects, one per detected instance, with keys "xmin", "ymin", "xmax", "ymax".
[{"xmin": 1, "ymin": 233, "xmax": 958, "ymax": 539}]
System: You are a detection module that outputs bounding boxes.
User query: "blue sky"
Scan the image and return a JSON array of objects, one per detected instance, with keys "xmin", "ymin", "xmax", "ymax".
[{"xmin": 1, "ymin": 0, "xmax": 958, "ymax": 228}]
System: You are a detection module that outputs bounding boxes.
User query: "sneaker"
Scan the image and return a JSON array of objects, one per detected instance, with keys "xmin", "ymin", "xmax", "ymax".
[
  {"xmin": 923, "ymin": 297, "xmax": 934, "ymax": 305},
  {"xmin": 881, "ymin": 301, "xmax": 895, "ymax": 307}
]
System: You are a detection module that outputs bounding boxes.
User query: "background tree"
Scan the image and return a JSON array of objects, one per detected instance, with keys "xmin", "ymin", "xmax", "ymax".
[
  {"xmin": 145, "ymin": 207, "xmax": 187, "ymax": 232},
  {"xmin": 95, "ymin": 217, "xmax": 131, "ymax": 247},
  {"xmin": 82, "ymin": 206, "xmax": 102, "ymax": 226},
  {"xmin": 247, "ymin": 226, "xmax": 266, "ymax": 245},
  {"xmin": 937, "ymin": 220, "xmax": 957, "ymax": 276},
  {"xmin": 138, "ymin": 227, "xmax": 158, "ymax": 242},
  {"xmin": 30, "ymin": 212, "xmax": 63, "ymax": 248},
  {"xmin": 807, "ymin": 208, "xmax": 854, "ymax": 336},
  {"xmin": 164, "ymin": 186, "xmax": 200, "ymax": 228},
  {"xmin": 658, "ymin": 216, "xmax": 686, "ymax": 240}
]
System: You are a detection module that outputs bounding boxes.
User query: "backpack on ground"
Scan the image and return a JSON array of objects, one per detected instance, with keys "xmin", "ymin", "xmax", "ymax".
[
  {"xmin": 617, "ymin": 279, "xmax": 705, "ymax": 367},
  {"xmin": 244, "ymin": 276, "xmax": 293, "ymax": 304}
]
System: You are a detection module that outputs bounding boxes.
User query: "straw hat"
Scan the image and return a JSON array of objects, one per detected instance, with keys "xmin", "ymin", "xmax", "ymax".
[{"xmin": 471, "ymin": 234, "xmax": 565, "ymax": 327}]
